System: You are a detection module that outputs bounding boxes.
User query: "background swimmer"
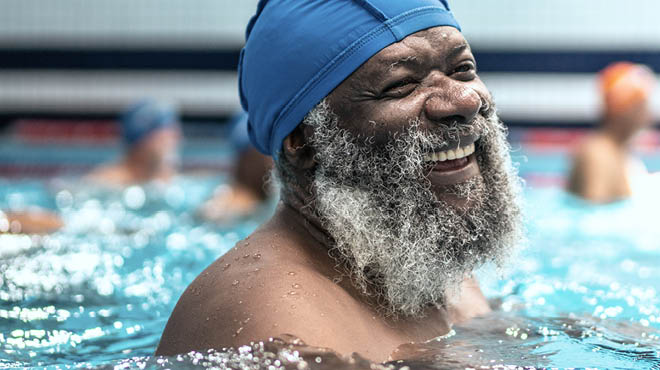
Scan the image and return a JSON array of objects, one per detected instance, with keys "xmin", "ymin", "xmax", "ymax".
[
  {"xmin": 0, "ymin": 208, "xmax": 62, "ymax": 235},
  {"xmin": 198, "ymin": 112, "xmax": 273, "ymax": 224},
  {"xmin": 86, "ymin": 99, "xmax": 181, "ymax": 187},
  {"xmin": 568, "ymin": 62, "xmax": 657, "ymax": 203}
]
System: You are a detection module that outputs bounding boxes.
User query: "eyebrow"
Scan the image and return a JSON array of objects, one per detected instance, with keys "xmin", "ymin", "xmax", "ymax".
[{"xmin": 447, "ymin": 43, "xmax": 470, "ymax": 60}]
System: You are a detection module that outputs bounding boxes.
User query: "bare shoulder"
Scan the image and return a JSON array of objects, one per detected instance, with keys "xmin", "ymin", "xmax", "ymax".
[
  {"xmin": 571, "ymin": 134, "xmax": 618, "ymax": 180},
  {"xmin": 574, "ymin": 134, "xmax": 616, "ymax": 161},
  {"xmin": 85, "ymin": 164, "xmax": 127, "ymax": 186},
  {"xmin": 155, "ymin": 222, "xmax": 368, "ymax": 356},
  {"xmin": 4, "ymin": 210, "xmax": 63, "ymax": 235}
]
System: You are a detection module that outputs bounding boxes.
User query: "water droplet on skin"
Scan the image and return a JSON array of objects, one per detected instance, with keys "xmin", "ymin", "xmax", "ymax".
[
  {"xmin": 206, "ymin": 317, "xmax": 210, "ymax": 321},
  {"xmin": 243, "ymin": 254, "xmax": 250, "ymax": 259},
  {"xmin": 288, "ymin": 272, "xmax": 296, "ymax": 276},
  {"xmin": 290, "ymin": 305, "xmax": 296, "ymax": 309},
  {"xmin": 232, "ymin": 280, "xmax": 239, "ymax": 286},
  {"xmin": 223, "ymin": 264, "xmax": 231, "ymax": 271},
  {"xmin": 236, "ymin": 327, "xmax": 243, "ymax": 335},
  {"xmin": 292, "ymin": 283, "xmax": 301, "ymax": 289},
  {"xmin": 238, "ymin": 300, "xmax": 243, "ymax": 305},
  {"xmin": 315, "ymin": 357, "xmax": 322, "ymax": 364},
  {"xmin": 243, "ymin": 318, "xmax": 251, "ymax": 324},
  {"xmin": 234, "ymin": 257, "xmax": 240, "ymax": 261},
  {"xmin": 288, "ymin": 291, "xmax": 297, "ymax": 296},
  {"xmin": 254, "ymin": 268, "xmax": 260, "ymax": 273},
  {"xmin": 253, "ymin": 253, "xmax": 261, "ymax": 260}
]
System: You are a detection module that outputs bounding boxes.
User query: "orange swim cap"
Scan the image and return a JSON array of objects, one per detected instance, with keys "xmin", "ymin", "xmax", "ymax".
[{"xmin": 600, "ymin": 62, "xmax": 656, "ymax": 115}]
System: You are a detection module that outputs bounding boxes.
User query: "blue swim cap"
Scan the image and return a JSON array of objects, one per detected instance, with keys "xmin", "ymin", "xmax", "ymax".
[
  {"xmin": 120, "ymin": 99, "xmax": 180, "ymax": 147},
  {"xmin": 239, "ymin": 0, "xmax": 460, "ymax": 157}
]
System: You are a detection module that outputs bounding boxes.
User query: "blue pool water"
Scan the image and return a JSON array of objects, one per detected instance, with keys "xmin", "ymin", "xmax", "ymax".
[
  {"xmin": 0, "ymin": 176, "xmax": 263, "ymax": 367},
  {"xmin": 1, "ymin": 141, "xmax": 660, "ymax": 369}
]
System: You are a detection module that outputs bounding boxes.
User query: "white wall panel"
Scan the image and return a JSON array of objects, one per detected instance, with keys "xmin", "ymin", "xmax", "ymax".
[
  {"xmin": 452, "ymin": 0, "xmax": 660, "ymax": 50},
  {"xmin": 0, "ymin": 0, "xmax": 259, "ymax": 49},
  {"xmin": 2, "ymin": 0, "xmax": 660, "ymax": 50}
]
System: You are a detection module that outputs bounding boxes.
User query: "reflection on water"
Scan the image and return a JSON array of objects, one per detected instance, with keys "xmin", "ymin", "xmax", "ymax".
[
  {"xmin": 0, "ymin": 176, "xmax": 265, "ymax": 368},
  {"xmin": 392, "ymin": 313, "xmax": 660, "ymax": 369},
  {"xmin": 1, "ymin": 178, "xmax": 660, "ymax": 368}
]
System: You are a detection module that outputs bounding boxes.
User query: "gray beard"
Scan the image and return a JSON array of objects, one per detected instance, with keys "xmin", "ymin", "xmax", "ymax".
[{"xmin": 303, "ymin": 100, "xmax": 523, "ymax": 318}]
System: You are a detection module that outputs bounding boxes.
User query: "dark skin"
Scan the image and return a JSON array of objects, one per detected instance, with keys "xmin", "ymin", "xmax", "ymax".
[
  {"xmin": 235, "ymin": 147, "xmax": 273, "ymax": 201},
  {"xmin": 157, "ymin": 26, "xmax": 493, "ymax": 361},
  {"xmin": 568, "ymin": 97, "xmax": 654, "ymax": 203}
]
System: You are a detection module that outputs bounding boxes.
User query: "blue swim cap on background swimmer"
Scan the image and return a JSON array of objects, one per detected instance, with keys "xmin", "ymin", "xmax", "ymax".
[
  {"xmin": 239, "ymin": 0, "xmax": 460, "ymax": 157},
  {"xmin": 120, "ymin": 99, "xmax": 180, "ymax": 147},
  {"xmin": 227, "ymin": 111, "xmax": 252, "ymax": 153}
]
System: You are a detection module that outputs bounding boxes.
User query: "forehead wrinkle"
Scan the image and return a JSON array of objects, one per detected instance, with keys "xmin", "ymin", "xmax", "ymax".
[
  {"xmin": 338, "ymin": 28, "xmax": 471, "ymax": 93},
  {"xmin": 367, "ymin": 42, "xmax": 422, "ymax": 77},
  {"xmin": 373, "ymin": 31, "xmax": 471, "ymax": 74}
]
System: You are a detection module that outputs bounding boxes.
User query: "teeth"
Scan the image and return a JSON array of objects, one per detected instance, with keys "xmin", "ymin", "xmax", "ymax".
[
  {"xmin": 463, "ymin": 144, "xmax": 473, "ymax": 156},
  {"xmin": 425, "ymin": 142, "xmax": 476, "ymax": 163}
]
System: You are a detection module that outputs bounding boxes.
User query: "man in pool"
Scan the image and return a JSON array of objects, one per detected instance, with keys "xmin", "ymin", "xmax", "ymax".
[
  {"xmin": 87, "ymin": 99, "xmax": 181, "ymax": 186},
  {"xmin": 157, "ymin": 0, "xmax": 523, "ymax": 361},
  {"xmin": 568, "ymin": 62, "xmax": 657, "ymax": 203}
]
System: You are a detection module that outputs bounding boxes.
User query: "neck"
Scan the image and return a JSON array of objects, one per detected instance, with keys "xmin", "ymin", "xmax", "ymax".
[
  {"xmin": 280, "ymin": 183, "xmax": 335, "ymax": 253},
  {"xmin": 602, "ymin": 117, "xmax": 637, "ymax": 148}
]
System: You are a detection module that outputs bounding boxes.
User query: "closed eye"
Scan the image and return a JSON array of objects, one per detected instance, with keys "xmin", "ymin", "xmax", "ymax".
[{"xmin": 382, "ymin": 78, "xmax": 418, "ymax": 97}]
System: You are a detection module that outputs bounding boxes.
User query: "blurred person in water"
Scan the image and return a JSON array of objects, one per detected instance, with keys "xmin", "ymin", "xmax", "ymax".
[
  {"xmin": 86, "ymin": 99, "xmax": 181, "ymax": 186},
  {"xmin": 568, "ymin": 62, "xmax": 657, "ymax": 203},
  {"xmin": 157, "ymin": 0, "xmax": 523, "ymax": 362},
  {"xmin": 197, "ymin": 112, "xmax": 274, "ymax": 224},
  {"xmin": 0, "ymin": 209, "xmax": 63, "ymax": 235}
]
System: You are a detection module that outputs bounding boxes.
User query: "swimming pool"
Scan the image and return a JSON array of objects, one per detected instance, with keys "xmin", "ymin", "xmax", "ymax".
[{"xmin": 1, "ymin": 127, "xmax": 660, "ymax": 369}]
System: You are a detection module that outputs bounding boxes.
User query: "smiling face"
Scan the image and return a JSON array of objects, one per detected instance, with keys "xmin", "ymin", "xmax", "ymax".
[
  {"xmin": 326, "ymin": 26, "xmax": 490, "ymax": 206},
  {"xmin": 277, "ymin": 26, "xmax": 523, "ymax": 318}
]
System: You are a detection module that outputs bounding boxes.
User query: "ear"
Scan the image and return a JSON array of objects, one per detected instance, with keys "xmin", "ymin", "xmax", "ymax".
[{"xmin": 282, "ymin": 124, "xmax": 316, "ymax": 170}]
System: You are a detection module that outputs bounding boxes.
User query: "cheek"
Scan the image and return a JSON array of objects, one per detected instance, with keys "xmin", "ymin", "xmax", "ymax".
[{"xmin": 345, "ymin": 99, "xmax": 427, "ymax": 143}]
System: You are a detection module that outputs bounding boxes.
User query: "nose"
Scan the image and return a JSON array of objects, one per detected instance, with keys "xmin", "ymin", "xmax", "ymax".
[{"xmin": 423, "ymin": 76, "xmax": 482, "ymax": 125}]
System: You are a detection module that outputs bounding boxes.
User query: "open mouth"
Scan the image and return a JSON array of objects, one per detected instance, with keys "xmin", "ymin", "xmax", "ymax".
[{"xmin": 424, "ymin": 138, "xmax": 479, "ymax": 173}]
